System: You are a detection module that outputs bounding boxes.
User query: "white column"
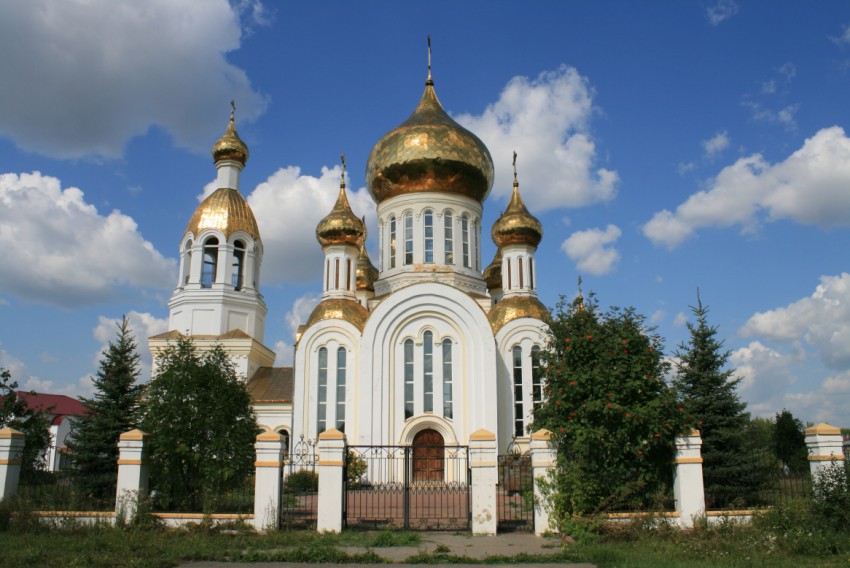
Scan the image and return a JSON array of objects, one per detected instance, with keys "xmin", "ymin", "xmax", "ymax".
[
  {"xmin": 253, "ymin": 430, "xmax": 286, "ymax": 532},
  {"xmin": 316, "ymin": 428, "xmax": 346, "ymax": 533},
  {"xmin": 529, "ymin": 428, "xmax": 556, "ymax": 536},
  {"xmin": 115, "ymin": 429, "xmax": 149, "ymax": 520},
  {"xmin": 673, "ymin": 429, "xmax": 705, "ymax": 528},
  {"xmin": 805, "ymin": 423, "xmax": 845, "ymax": 479},
  {"xmin": 0, "ymin": 427, "xmax": 25, "ymax": 501},
  {"xmin": 469, "ymin": 428, "xmax": 498, "ymax": 535}
]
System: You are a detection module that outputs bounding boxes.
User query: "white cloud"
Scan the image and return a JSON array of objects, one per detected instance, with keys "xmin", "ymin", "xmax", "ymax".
[
  {"xmin": 678, "ymin": 161, "xmax": 697, "ymax": 175},
  {"xmin": 643, "ymin": 126, "xmax": 850, "ymax": 248},
  {"xmin": 742, "ymin": 101, "xmax": 799, "ymax": 130},
  {"xmin": 650, "ymin": 310, "xmax": 665, "ymax": 324},
  {"xmin": 706, "ymin": 0, "xmax": 739, "ymax": 26},
  {"xmin": 246, "ymin": 166, "xmax": 376, "ymax": 283},
  {"xmin": 91, "ymin": 311, "xmax": 167, "ymax": 384},
  {"xmin": 0, "ymin": 0, "xmax": 267, "ymax": 159},
  {"xmin": 740, "ymin": 273, "xmax": 850, "ymax": 370},
  {"xmin": 0, "ymin": 172, "xmax": 175, "ymax": 307},
  {"xmin": 0, "ymin": 344, "xmax": 77, "ymax": 396},
  {"xmin": 702, "ymin": 131, "xmax": 730, "ymax": 158},
  {"xmin": 561, "ymin": 224, "xmax": 621, "ymax": 276},
  {"xmin": 673, "ymin": 312, "xmax": 688, "ymax": 327},
  {"xmin": 274, "ymin": 341, "xmax": 294, "ymax": 367},
  {"xmin": 731, "ymin": 341, "xmax": 799, "ymax": 408},
  {"xmin": 455, "ymin": 65, "xmax": 618, "ymax": 212},
  {"xmin": 831, "ymin": 23, "xmax": 850, "ymax": 46},
  {"xmin": 272, "ymin": 292, "xmax": 321, "ymax": 367}
]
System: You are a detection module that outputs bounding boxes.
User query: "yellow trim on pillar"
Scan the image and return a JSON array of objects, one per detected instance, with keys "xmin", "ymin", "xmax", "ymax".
[
  {"xmin": 318, "ymin": 460, "xmax": 345, "ymax": 466},
  {"xmin": 674, "ymin": 457, "xmax": 704, "ymax": 464},
  {"xmin": 256, "ymin": 431, "xmax": 283, "ymax": 442},
  {"xmin": 805, "ymin": 423, "xmax": 841, "ymax": 436},
  {"xmin": 689, "ymin": 429, "xmax": 701, "ymax": 437},
  {"xmin": 808, "ymin": 454, "xmax": 845, "ymax": 461},
  {"xmin": 119, "ymin": 429, "xmax": 148, "ymax": 441},
  {"xmin": 254, "ymin": 461, "xmax": 283, "ymax": 467},
  {"xmin": 530, "ymin": 429, "xmax": 552, "ymax": 441},
  {"xmin": 0, "ymin": 427, "xmax": 25, "ymax": 439},
  {"xmin": 318, "ymin": 428, "xmax": 345, "ymax": 441},
  {"xmin": 117, "ymin": 459, "xmax": 144, "ymax": 465},
  {"xmin": 0, "ymin": 459, "xmax": 22, "ymax": 465},
  {"xmin": 469, "ymin": 428, "xmax": 495, "ymax": 441}
]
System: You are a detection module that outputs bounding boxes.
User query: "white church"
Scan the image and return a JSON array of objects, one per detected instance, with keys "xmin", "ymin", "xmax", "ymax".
[{"xmin": 150, "ymin": 58, "xmax": 550, "ymax": 454}]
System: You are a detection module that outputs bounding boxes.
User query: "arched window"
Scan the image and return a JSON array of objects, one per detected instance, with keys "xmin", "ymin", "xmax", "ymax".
[
  {"xmin": 461, "ymin": 215, "xmax": 470, "ymax": 268},
  {"xmin": 389, "ymin": 216, "xmax": 397, "ymax": 269},
  {"xmin": 336, "ymin": 347, "xmax": 346, "ymax": 432},
  {"xmin": 423, "ymin": 331, "xmax": 433, "ymax": 412},
  {"xmin": 276, "ymin": 429, "xmax": 290, "ymax": 454},
  {"xmin": 379, "ymin": 222, "xmax": 384, "ymax": 271},
  {"xmin": 529, "ymin": 257, "xmax": 534, "ymax": 290},
  {"xmin": 473, "ymin": 219, "xmax": 480, "ymax": 270},
  {"xmin": 512, "ymin": 346, "xmax": 524, "ymax": 437},
  {"xmin": 346, "ymin": 258, "xmax": 352, "ymax": 290},
  {"xmin": 317, "ymin": 347, "xmax": 328, "ymax": 434},
  {"xmin": 443, "ymin": 211, "xmax": 454, "ymax": 264},
  {"xmin": 442, "ymin": 339, "xmax": 453, "ymax": 419},
  {"xmin": 325, "ymin": 259, "xmax": 330, "ymax": 291},
  {"xmin": 518, "ymin": 257, "xmax": 524, "ymax": 289},
  {"xmin": 231, "ymin": 240, "xmax": 245, "ymax": 290},
  {"xmin": 404, "ymin": 213, "xmax": 413, "ymax": 265},
  {"xmin": 183, "ymin": 240, "xmax": 192, "ymax": 285},
  {"xmin": 404, "ymin": 339, "xmax": 414, "ymax": 419},
  {"xmin": 531, "ymin": 345, "xmax": 543, "ymax": 409},
  {"xmin": 506, "ymin": 259, "xmax": 512, "ymax": 290},
  {"xmin": 334, "ymin": 258, "xmax": 340, "ymax": 290},
  {"xmin": 423, "ymin": 210, "xmax": 434, "ymax": 263},
  {"xmin": 202, "ymin": 237, "xmax": 219, "ymax": 288}
]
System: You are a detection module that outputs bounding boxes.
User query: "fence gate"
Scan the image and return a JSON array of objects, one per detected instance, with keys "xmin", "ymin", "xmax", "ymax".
[
  {"xmin": 279, "ymin": 435, "xmax": 319, "ymax": 528},
  {"xmin": 497, "ymin": 449, "xmax": 534, "ymax": 532},
  {"xmin": 345, "ymin": 444, "xmax": 470, "ymax": 531}
]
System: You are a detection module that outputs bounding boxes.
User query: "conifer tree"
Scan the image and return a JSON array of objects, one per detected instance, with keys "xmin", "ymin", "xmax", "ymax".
[
  {"xmin": 674, "ymin": 291, "xmax": 759, "ymax": 507},
  {"xmin": 1, "ymin": 368, "xmax": 51, "ymax": 472},
  {"xmin": 67, "ymin": 316, "xmax": 141, "ymax": 496},
  {"xmin": 772, "ymin": 408, "xmax": 808, "ymax": 475}
]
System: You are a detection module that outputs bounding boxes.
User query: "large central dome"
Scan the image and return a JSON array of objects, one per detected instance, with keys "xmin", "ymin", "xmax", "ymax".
[{"xmin": 365, "ymin": 79, "xmax": 494, "ymax": 204}]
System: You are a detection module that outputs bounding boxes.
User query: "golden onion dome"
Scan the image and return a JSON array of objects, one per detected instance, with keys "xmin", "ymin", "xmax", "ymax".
[
  {"xmin": 356, "ymin": 245, "xmax": 379, "ymax": 292},
  {"xmin": 491, "ymin": 181, "xmax": 542, "ymax": 248},
  {"xmin": 211, "ymin": 105, "xmax": 249, "ymax": 166},
  {"xmin": 316, "ymin": 182, "xmax": 365, "ymax": 248},
  {"xmin": 306, "ymin": 298, "xmax": 370, "ymax": 332},
  {"xmin": 365, "ymin": 79, "xmax": 494, "ymax": 205},
  {"xmin": 186, "ymin": 187, "xmax": 260, "ymax": 240},
  {"xmin": 489, "ymin": 295, "xmax": 551, "ymax": 334},
  {"xmin": 483, "ymin": 247, "xmax": 502, "ymax": 290}
]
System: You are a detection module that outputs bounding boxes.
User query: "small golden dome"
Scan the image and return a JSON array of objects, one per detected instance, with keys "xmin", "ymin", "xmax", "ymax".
[
  {"xmin": 186, "ymin": 187, "xmax": 260, "ymax": 240},
  {"xmin": 489, "ymin": 295, "xmax": 550, "ymax": 334},
  {"xmin": 365, "ymin": 80, "xmax": 494, "ymax": 205},
  {"xmin": 316, "ymin": 182, "xmax": 365, "ymax": 248},
  {"xmin": 483, "ymin": 247, "xmax": 502, "ymax": 290},
  {"xmin": 211, "ymin": 105, "xmax": 249, "ymax": 166},
  {"xmin": 491, "ymin": 181, "xmax": 542, "ymax": 248},
  {"xmin": 306, "ymin": 298, "xmax": 370, "ymax": 332},
  {"xmin": 356, "ymin": 245, "xmax": 379, "ymax": 292}
]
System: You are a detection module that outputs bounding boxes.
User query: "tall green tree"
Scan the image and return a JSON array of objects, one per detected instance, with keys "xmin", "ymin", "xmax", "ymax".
[
  {"xmin": 139, "ymin": 337, "xmax": 257, "ymax": 511},
  {"xmin": 674, "ymin": 292, "xmax": 759, "ymax": 507},
  {"xmin": 0, "ymin": 368, "xmax": 51, "ymax": 472},
  {"xmin": 533, "ymin": 293, "xmax": 692, "ymax": 517},
  {"xmin": 772, "ymin": 408, "xmax": 808, "ymax": 475},
  {"xmin": 66, "ymin": 316, "xmax": 142, "ymax": 496}
]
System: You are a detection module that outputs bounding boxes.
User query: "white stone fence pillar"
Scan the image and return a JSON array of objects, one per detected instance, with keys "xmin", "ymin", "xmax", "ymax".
[
  {"xmin": 805, "ymin": 423, "xmax": 845, "ymax": 479},
  {"xmin": 529, "ymin": 428, "xmax": 556, "ymax": 535},
  {"xmin": 253, "ymin": 430, "xmax": 286, "ymax": 532},
  {"xmin": 468, "ymin": 429, "xmax": 497, "ymax": 535},
  {"xmin": 115, "ymin": 429, "xmax": 149, "ymax": 520},
  {"xmin": 316, "ymin": 428, "xmax": 346, "ymax": 533},
  {"xmin": 673, "ymin": 429, "xmax": 705, "ymax": 528},
  {"xmin": 0, "ymin": 427, "xmax": 25, "ymax": 501}
]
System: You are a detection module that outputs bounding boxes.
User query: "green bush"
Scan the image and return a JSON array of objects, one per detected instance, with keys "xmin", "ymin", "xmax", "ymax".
[
  {"xmin": 345, "ymin": 451, "xmax": 368, "ymax": 488},
  {"xmin": 284, "ymin": 470, "xmax": 318, "ymax": 492},
  {"xmin": 811, "ymin": 460, "xmax": 850, "ymax": 531}
]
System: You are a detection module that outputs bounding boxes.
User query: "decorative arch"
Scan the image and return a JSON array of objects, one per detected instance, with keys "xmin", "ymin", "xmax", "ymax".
[{"xmin": 398, "ymin": 414, "xmax": 458, "ymax": 446}]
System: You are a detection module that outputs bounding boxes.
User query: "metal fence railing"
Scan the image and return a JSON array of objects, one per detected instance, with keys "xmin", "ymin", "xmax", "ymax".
[{"xmin": 16, "ymin": 469, "xmax": 117, "ymax": 512}]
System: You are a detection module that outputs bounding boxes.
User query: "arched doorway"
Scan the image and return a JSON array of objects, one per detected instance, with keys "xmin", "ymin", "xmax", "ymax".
[{"xmin": 412, "ymin": 428, "xmax": 444, "ymax": 482}]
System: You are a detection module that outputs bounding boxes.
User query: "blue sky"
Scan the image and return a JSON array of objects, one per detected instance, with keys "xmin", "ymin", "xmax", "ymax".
[{"xmin": 1, "ymin": 1, "xmax": 849, "ymax": 426}]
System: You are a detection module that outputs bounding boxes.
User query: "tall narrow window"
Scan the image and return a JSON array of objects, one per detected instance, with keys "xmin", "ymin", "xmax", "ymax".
[
  {"xmin": 202, "ymin": 237, "xmax": 218, "ymax": 288},
  {"xmin": 404, "ymin": 339, "xmax": 414, "ymax": 419},
  {"xmin": 444, "ymin": 212, "xmax": 454, "ymax": 264},
  {"xmin": 531, "ymin": 346, "xmax": 542, "ymax": 410},
  {"xmin": 336, "ymin": 347, "xmax": 346, "ymax": 432},
  {"xmin": 473, "ymin": 220, "xmax": 480, "ymax": 270},
  {"xmin": 379, "ymin": 222, "xmax": 384, "ymax": 271},
  {"xmin": 423, "ymin": 331, "xmax": 433, "ymax": 412},
  {"xmin": 346, "ymin": 258, "xmax": 352, "ymax": 290},
  {"xmin": 461, "ymin": 215, "xmax": 470, "ymax": 268},
  {"xmin": 183, "ymin": 240, "xmax": 192, "ymax": 285},
  {"xmin": 325, "ymin": 259, "xmax": 330, "ymax": 290},
  {"xmin": 442, "ymin": 339, "xmax": 453, "ymax": 419},
  {"xmin": 529, "ymin": 257, "xmax": 534, "ymax": 290},
  {"xmin": 231, "ymin": 240, "xmax": 245, "ymax": 290},
  {"xmin": 506, "ymin": 260, "xmax": 512, "ymax": 290},
  {"xmin": 518, "ymin": 257, "xmax": 524, "ymax": 289},
  {"xmin": 389, "ymin": 216, "xmax": 397, "ymax": 269},
  {"xmin": 512, "ymin": 346, "xmax": 524, "ymax": 437},
  {"xmin": 334, "ymin": 258, "xmax": 340, "ymax": 290},
  {"xmin": 404, "ymin": 213, "xmax": 413, "ymax": 265},
  {"xmin": 423, "ymin": 210, "xmax": 434, "ymax": 263},
  {"xmin": 317, "ymin": 347, "xmax": 328, "ymax": 434}
]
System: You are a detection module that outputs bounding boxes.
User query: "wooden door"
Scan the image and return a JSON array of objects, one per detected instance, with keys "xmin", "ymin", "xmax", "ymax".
[{"xmin": 412, "ymin": 429, "xmax": 444, "ymax": 482}]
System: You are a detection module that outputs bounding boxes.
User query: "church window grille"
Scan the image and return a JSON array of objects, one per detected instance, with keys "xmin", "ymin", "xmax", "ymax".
[
  {"xmin": 531, "ymin": 346, "xmax": 543, "ymax": 409},
  {"xmin": 461, "ymin": 215, "xmax": 470, "ymax": 268},
  {"xmin": 404, "ymin": 213, "xmax": 413, "ymax": 265},
  {"xmin": 389, "ymin": 216, "xmax": 397, "ymax": 269},
  {"xmin": 444, "ymin": 211, "xmax": 454, "ymax": 264},
  {"xmin": 442, "ymin": 339, "xmax": 453, "ymax": 419},
  {"xmin": 423, "ymin": 331, "xmax": 434, "ymax": 412},
  {"xmin": 404, "ymin": 339, "xmax": 414, "ymax": 419},
  {"xmin": 336, "ymin": 347, "xmax": 346, "ymax": 432},
  {"xmin": 231, "ymin": 240, "xmax": 245, "ymax": 290},
  {"xmin": 424, "ymin": 210, "xmax": 434, "ymax": 263},
  {"xmin": 513, "ymin": 346, "xmax": 524, "ymax": 437},
  {"xmin": 317, "ymin": 347, "xmax": 328, "ymax": 434},
  {"xmin": 202, "ymin": 237, "xmax": 218, "ymax": 288}
]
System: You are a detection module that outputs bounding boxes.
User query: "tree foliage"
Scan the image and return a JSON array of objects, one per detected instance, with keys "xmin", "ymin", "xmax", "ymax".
[
  {"xmin": 139, "ymin": 337, "xmax": 257, "ymax": 511},
  {"xmin": 66, "ymin": 316, "xmax": 142, "ymax": 496},
  {"xmin": 0, "ymin": 368, "xmax": 51, "ymax": 472},
  {"xmin": 532, "ymin": 295, "xmax": 692, "ymax": 516},
  {"xmin": 772, "ymin": 408, "xmax": 808, "ymax": 475}
]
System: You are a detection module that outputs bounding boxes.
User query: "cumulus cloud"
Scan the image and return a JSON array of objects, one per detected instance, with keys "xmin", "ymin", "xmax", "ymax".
[
  {"xmin": 272, "ymin": 292, "xmax": 321, "ymax": 367},
  {"xmin": 706, "ymin": 0, "xmax": 739, "ymax": 26},
  {"xmin": 561, "ymin": 224, "xmax": 621, "ymax": 276},
  {"xmin": 90, "ymin": 311, "xmax": 167, "ymax": 385},
  {"xmin": 455, "ymin": 65, "xmax": 618, "ymax": 212},
  {"xmin": 0, "ymin": 0, "xmax": 267, "ymax": 159},
  {"xmin": 643, "ymin": 127, "xmax": 850, "ymax": 248},
  {"xmin": 731, "ymin": 341, "xmax": 800, "ymax": 411},
  {"xmin": 831, "ymin": 23, "xmax": 850, "ymax": 46},
  {"xmin": 0, "ymin": 344, "xmax": 78, "ymax": 396},
  {"xmin": 702, "ymin": 131, "xmax": 730, "ymax": 158},
  {"xmin": 245, "ymin": 166, "xmax": 376, "ymax": 283},
  {"xmin": 742, "ymin": 101, "xmax": 799, "ymax": 130},
  {"xmin": 0, "ymin": 172, "xmax": 175, "ymax": 307}
]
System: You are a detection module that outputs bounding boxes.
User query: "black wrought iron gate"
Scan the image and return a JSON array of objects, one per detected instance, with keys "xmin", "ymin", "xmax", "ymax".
[
  {"xmin": 497, "ymin": 450, "xmax": 534, "ymax": 532},
  {"xmin": 345, "ymin": 445, "xmax": 470, "ymax": 531}
]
